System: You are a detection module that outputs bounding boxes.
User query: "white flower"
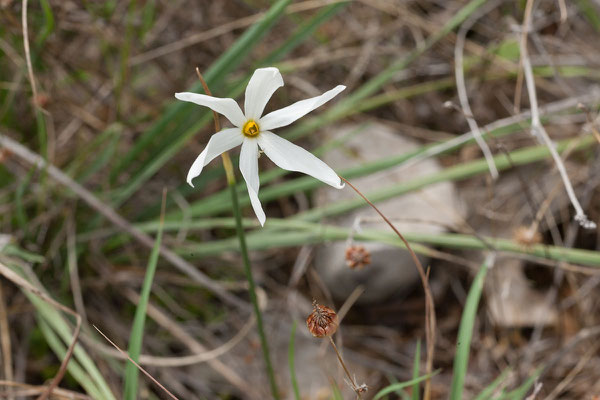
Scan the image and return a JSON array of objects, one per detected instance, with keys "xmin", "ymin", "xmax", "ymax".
[{"xmin": 175, "ymin": 67, "xmax": 345, "ymax": 226}]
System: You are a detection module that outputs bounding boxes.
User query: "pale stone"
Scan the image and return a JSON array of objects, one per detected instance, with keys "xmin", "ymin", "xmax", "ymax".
[{"xmin": 314, "ymin": 122, "xmax": 460, "ymax": 303}]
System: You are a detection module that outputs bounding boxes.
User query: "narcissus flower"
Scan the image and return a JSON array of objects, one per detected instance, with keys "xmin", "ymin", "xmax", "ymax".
[{"xmin": 175, "ymin": 67, "xmax": 345, "ymax": 226}]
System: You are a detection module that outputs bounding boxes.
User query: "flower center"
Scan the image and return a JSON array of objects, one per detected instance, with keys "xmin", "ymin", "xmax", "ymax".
[{"xmin": 242, "ymin": 120, "xmax": 260, "ymax": 137}]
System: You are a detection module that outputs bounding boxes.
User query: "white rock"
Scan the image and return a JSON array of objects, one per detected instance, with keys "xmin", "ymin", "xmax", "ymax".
[{"xmin": 314, "ymin": 122, "xmax": 460, "ymax": 303}]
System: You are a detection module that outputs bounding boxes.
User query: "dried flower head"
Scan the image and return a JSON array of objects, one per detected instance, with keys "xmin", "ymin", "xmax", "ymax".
[
  {"xmin": 306, "ymin": 300, "xmax": 338, "ymax": 338},
  {"xmin": 356, "ymin": 383, "xmax": 369, "ymax": 394},
  {"xmin": 513, "ymin": 226, "xmax": 543, "ymax": 246},
  {"xmin": 345, "ymin": 245, "xmax": 371, "ymax": 269}
]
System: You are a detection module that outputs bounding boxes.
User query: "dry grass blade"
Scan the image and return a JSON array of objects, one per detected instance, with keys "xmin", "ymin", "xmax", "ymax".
[
  {"xmin": 0, "ymin": 380, "xmax": 92, "ymax": 399},
  {"xmin": 21, "ymin": 0, "xmax": 39, "ymax": 107},
  {"xmin": 0, "ymin": 131, "xmax": 246, "ymax": 310},
  {"xmin": 130, "ymin": 0, "xmax": 345, "ymax": 65},
  {"xmin": 92, "ymin": 325, "xmax": 179, "ymax": 400},
  {"xmin": 0, "ymin": 262, "xmax": 81, "ymax": 400},
  {"xmin": 0, "ymin": 281, "xmax": 14, "ymax": 400},
  {"xmin": 519, "ymin": 0, "xmax": 596, "ymax": 229},
  {"xmin": 454, "ymin": 0, "xmax": 500, "ymax": 179}
]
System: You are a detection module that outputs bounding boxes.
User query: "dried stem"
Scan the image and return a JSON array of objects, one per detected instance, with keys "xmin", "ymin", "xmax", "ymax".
[
  {"xmin": 520, "ymin": 0, "xmax": 596, "ymax": 229},
  {"xmin": 339, "ymin": 176, "xmax": 436, "ymax": 400},
  {"xmin": 328, "ymin": 337, "xmax": 363, "ymax": 399},
  {"xmin": 0, "ymin": 281, "xmax": 14, "ymax": 400},
  {"xmin": 454, "ymin": 0, "xmax": 500, "ymax": 179},
  {"xmin": 21, "ymin": 0, "xmax": 38, "ymax": 106},
  {"xmin": 93, "ymin": 326, "xmax": 179, "ymax": 400}
]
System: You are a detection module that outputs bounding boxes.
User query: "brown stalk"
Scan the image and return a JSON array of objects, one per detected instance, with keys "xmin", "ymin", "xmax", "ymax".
[
  {"xmin": 195, "ymin": 67, "xmax": 237, "ymax": 184},
  {"xmin": 93, "ymin": 325, "xmax": 179, "ymax": 400},
  {"xmin": 0, "ymin": 281, "xmax": 14, "ymax": 400},
  {"xmin": 328, "ymin": 336, "xmax": 363, "ymax": 399},
  {"xmin": 339, "ymin": 176, "xmax": 436, "ymax": 400}
]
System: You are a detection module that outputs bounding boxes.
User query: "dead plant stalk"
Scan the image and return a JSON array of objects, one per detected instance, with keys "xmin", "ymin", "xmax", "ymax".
[{"xmin": 339, "ymin": 176, "xmax": 436, "ymax": 400}]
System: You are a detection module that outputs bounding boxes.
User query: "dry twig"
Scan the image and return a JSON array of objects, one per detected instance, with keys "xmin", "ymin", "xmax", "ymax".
[
  {"xmin": 519, "ymin": 0, "xmax": 596, "ymax": 229},
  {"xmin": 454, "ymin": 0, "xmax": 500, "ymax": 179},
  {"xmin": 0, "ymin": 131, "xmax": 247, "ymax": 309},
  {"xmin": 339, "ymin": 177, "xmax": 436, "ymax": 400}
]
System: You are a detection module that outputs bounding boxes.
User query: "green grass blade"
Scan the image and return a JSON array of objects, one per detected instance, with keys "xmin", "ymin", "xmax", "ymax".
[
  {"xmin": 123, "ymin": 195, "xmax": 166, "ymax": 399},
  {"xmin": 472, "ymin": 368, "xmax": 511, "ymax": 400},
  {"xmin": 288, "ymin": 320, "xmax": 301, "ymax": 400},
  {"xmin": 499, "ymin": 368, "xmax": 542, "ymax": 400},
  {"xmin": 374, "ymin": 371, "xmax": 440, "ymax": 400},
  {"xmin": 281, "ymin": 0, "xmax": 489, "ymax": 144},
  {"xmin": 449, "ymin": 254, "xmax": 494, "ymax": 400},
  {"xmin": 412, "ymin": 339, "xmax": 421, "ymax": 400},
  {"xmin": 36, "ymin": 0, "xmax": 55, "ymax": 48},
  {"xmin": 109, "ymin": 0, "xmax": 341, "ymax": 209},
  {"xmin": 576, "ymin": 0, "xmax": 600, "ymax": 31},
  {"xmin": 37, "ymin": 318, "xmax": 105, "ymax": 399},
  {"xmin": 295, "ymin": 134, "xmax": 596, "ymax": 222},
  {"xmin": 109, "ymin": 0, "xmax": 292, "ymax": 183},
  {"xmin": 170, "ymin": 112, "xmax": 577, "ymax": 222},
  {"xmin": 122, "ymin": 213, "xmax": 600, "ymax": 267},
  {"xmin": 265, "ymin": 2, "xmax": 348, "ymax": 64},
  {"xmin": 7, "ymin": 263, "xmax": 116, "ymax": 400}
]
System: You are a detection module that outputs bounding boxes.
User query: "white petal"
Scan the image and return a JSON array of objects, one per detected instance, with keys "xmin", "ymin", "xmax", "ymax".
[
  {"xmin": 240, "ymin": 138, "xmax": 266, "ymax": 226},
  {"xmin": 175, "ymin": 92, "xmax": 246, "ymax": 127},
  {"xmin": 258, "ymin": 131, "xmax": 343, "ymax": 189},
  {"xmin": 187, "ymin": 128, "xmax": 243, "ymax": 187},
  {"xmin": 259, "ymin": 85, "xmax": 346, "ymax": 131},
  {"xmin": 244, "ymin": 67, "xmax": 284, "ymax": 121}
]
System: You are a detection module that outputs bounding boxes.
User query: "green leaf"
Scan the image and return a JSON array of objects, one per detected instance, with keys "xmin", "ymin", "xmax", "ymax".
[
  {"xmin": 472, "ymin": 368, "xmax": 511, "ymax": 400},
  {"xmin": 288, "ymin": 320, "xmax": 301, "ymax": 400},
  {"xmin": 449, "ymin": 255, "xmax": 493, "ymax": 399},
  {"xmin": 374, "ymin": 371, "xmax": 440, "ymax": 400},
  {"xmin": 411, "ymin": 340, "xmax": 421, "ymax": 400},
  {"xmin": 123, "ymin": 195, "xmax": 166, "ymax": 399}
]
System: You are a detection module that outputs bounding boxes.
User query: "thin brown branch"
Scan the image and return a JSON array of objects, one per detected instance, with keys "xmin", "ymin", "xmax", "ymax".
[
  {"xmin": 0, "ymin": 281, "xmax": 14, "ymax": 400},
  {"xmin": 0, "ymin": 381, "xmax": 91, "ymax": 400},
  {"xmin": 328, "ymin": 336, "xmax": 363, "ymax": 399},
  {"xmin": 93, "ymin": 325, "xmax": 179, "ymax": 400}
]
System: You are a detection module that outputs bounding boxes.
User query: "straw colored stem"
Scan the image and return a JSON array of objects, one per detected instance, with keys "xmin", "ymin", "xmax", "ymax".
[{"xmin": 328, "ymin": 336, "xmax": 362, "ymax": 399}]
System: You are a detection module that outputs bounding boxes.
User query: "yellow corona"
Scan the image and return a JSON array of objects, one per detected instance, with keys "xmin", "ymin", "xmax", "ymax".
[{"xmin": 242, "ymin": 120, "xmax": 259, "ymax": 137}]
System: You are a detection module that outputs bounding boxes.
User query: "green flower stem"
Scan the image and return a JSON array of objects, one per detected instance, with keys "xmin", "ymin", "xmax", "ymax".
[
  {"xmin": 224, "ymin": 156, "xmax": 280, "ymax": 399},
  {"xmin": 196, "ymin": 67, "xmax": 279, "ymax": 399}
]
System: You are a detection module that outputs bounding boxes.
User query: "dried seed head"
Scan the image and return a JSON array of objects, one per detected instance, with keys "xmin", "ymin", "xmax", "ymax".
[
  {"xmin": 356, "ymin": 383, "xmax": 369, "ymax": 394},
  {"xmin": 345, "ymin": 245, "xmax": 371, "ymax": 269},
  {"xmin": 513, "ymin": 226, "xmax": 542, "ymax": 246},
  {"xmin": 306, "ymin": 300, "xmax": 338, "ymax": 338}
]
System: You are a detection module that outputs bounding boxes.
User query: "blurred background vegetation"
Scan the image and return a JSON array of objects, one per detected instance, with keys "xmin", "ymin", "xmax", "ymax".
[{"xmin": 1, "ymin": 0, "xmax": 600, "ymax": 398}]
